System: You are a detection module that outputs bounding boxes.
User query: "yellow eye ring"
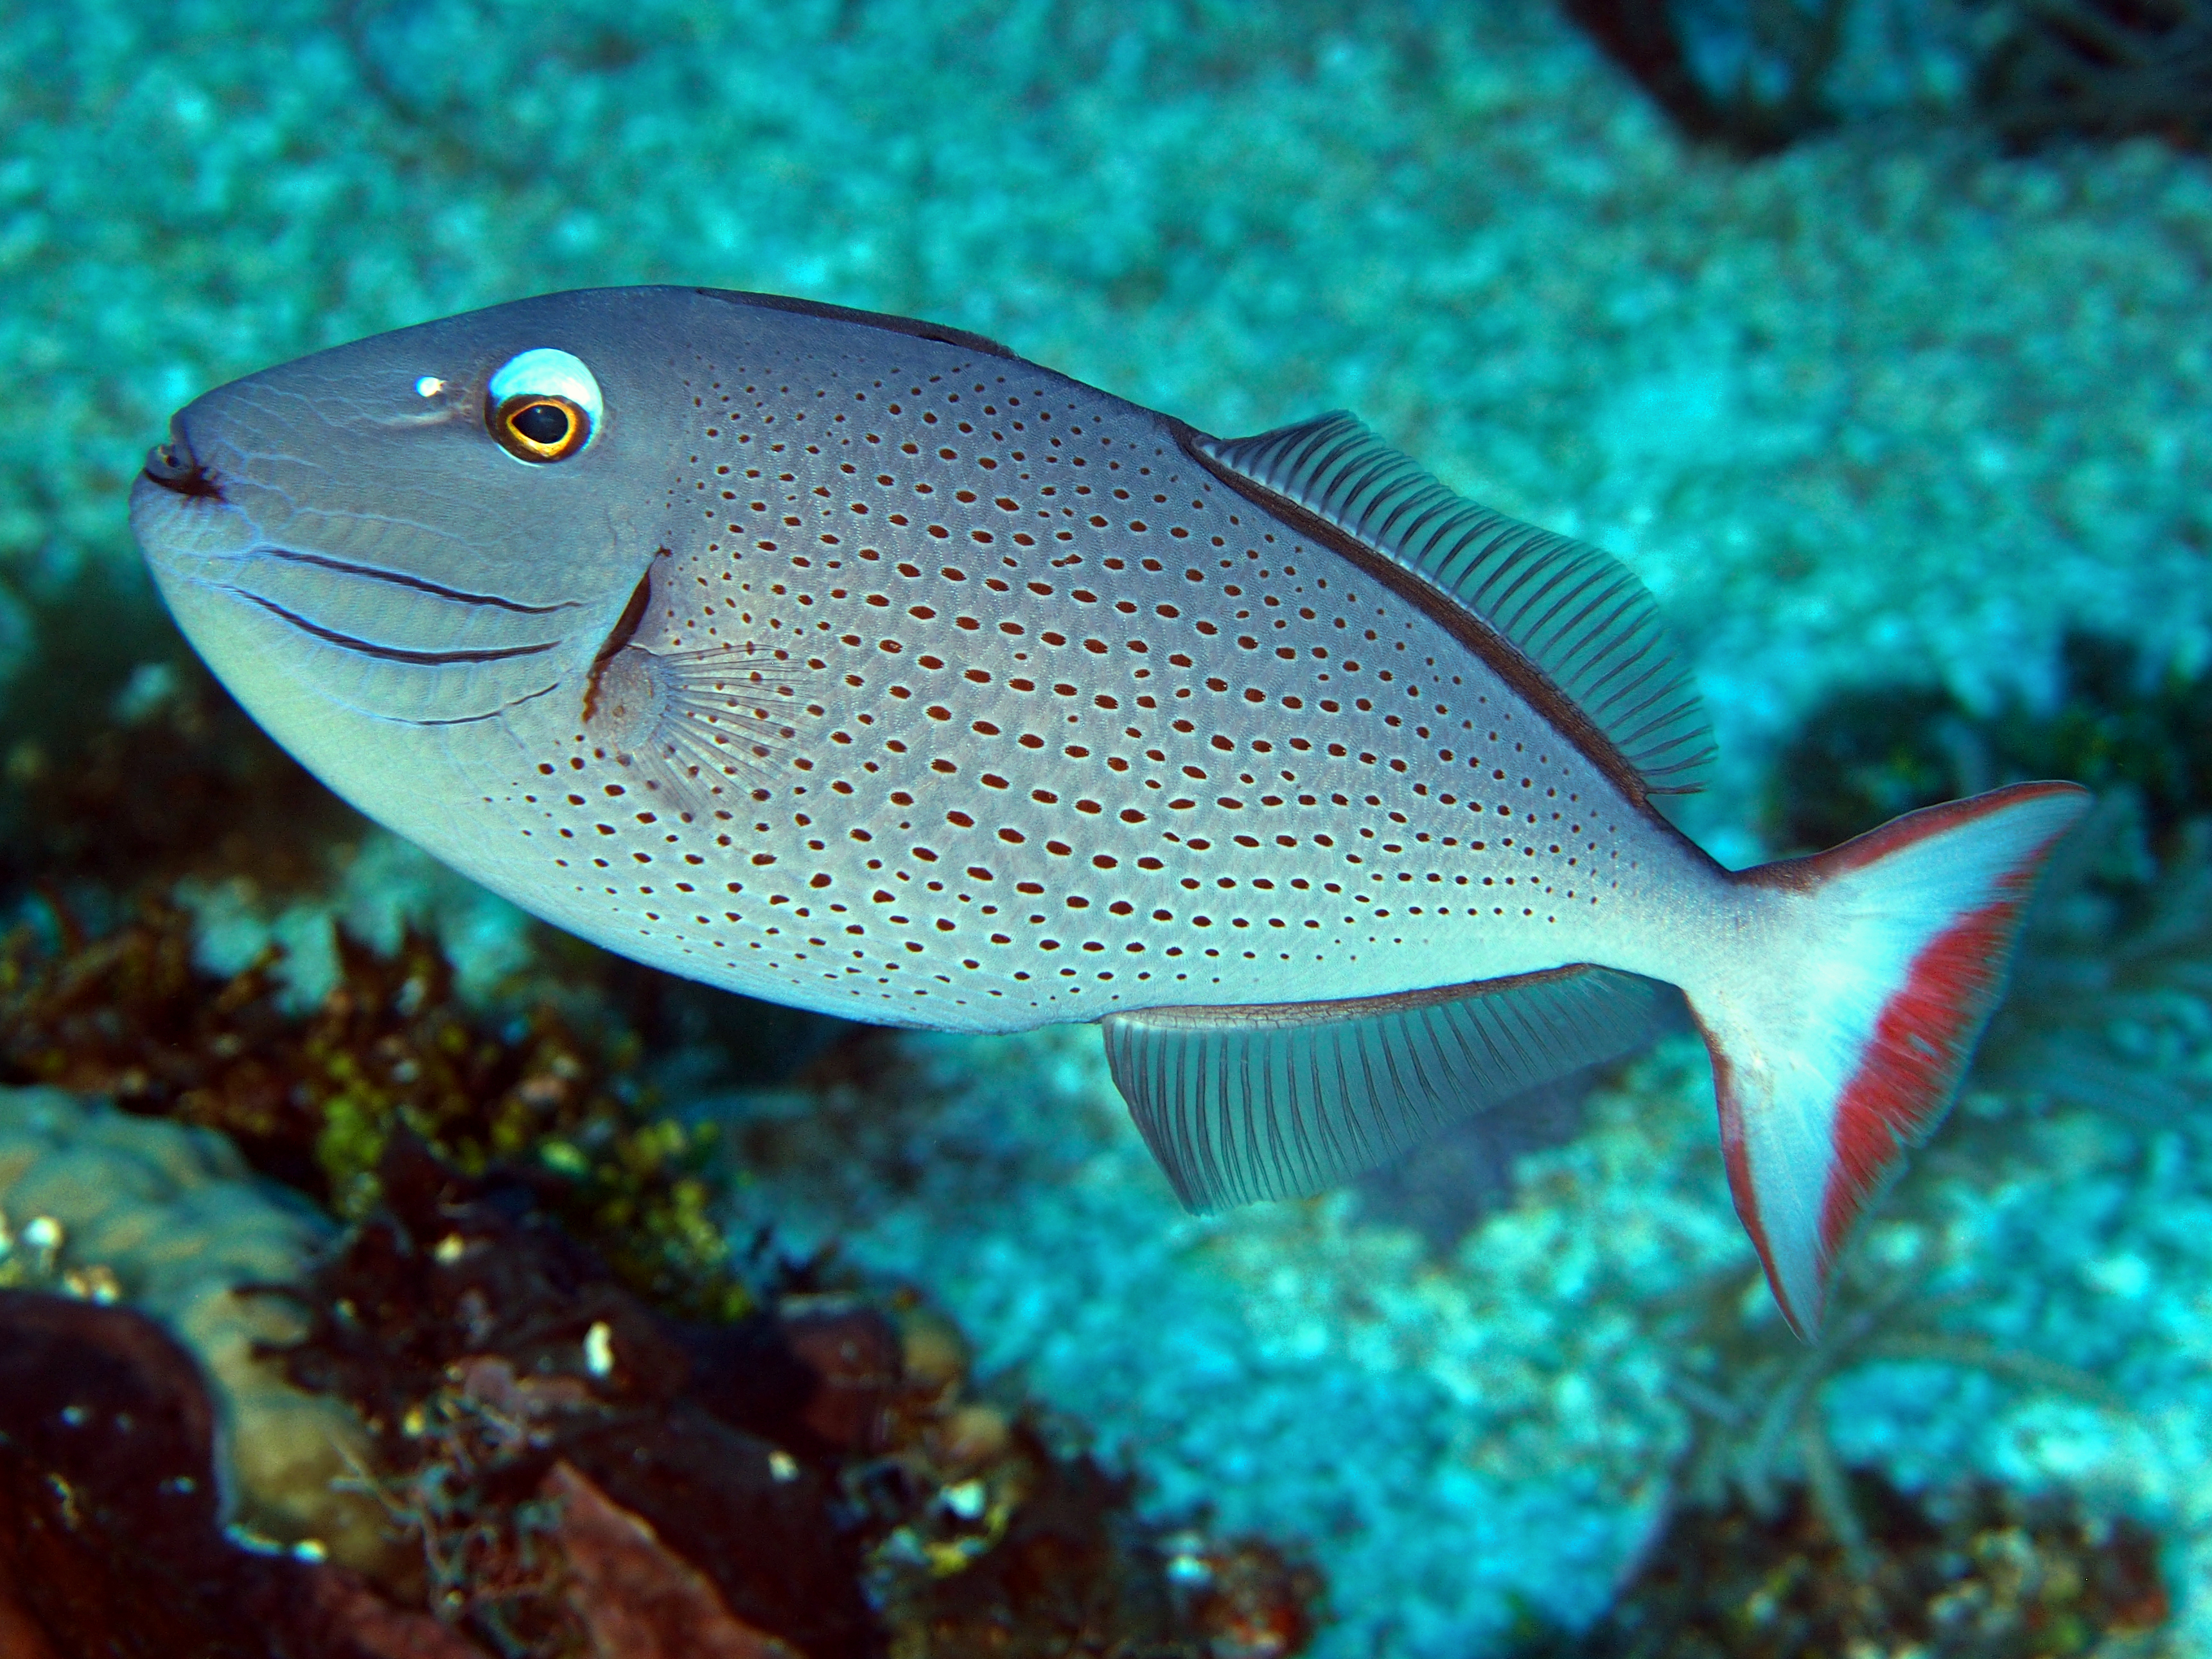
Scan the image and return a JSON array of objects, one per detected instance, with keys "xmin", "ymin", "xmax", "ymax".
[{"xmin": 491, "ymin": 393, "xmax": 590, "ymax": 462}]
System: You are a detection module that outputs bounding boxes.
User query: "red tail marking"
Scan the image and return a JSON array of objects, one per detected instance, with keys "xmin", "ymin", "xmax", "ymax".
[
  {"xmin": 1695, "ymin": 1012, "xmax": 1792, "ymax": 1324},
  {"xmin": 1782, "ymin": 780, "xmax": 2089, "ymax": 884},
  {"xmin": 1816, "ymin": 897, "xmax": 2023, "ymax": 1259},
  {"xmin": 1740, "ymin": 780, "xmax": 2087, "ymax": 1310}
]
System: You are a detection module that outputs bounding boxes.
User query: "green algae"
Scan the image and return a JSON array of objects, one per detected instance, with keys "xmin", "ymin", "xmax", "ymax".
[{"xmin": 0, "ymin": 899, "xmax": 753, "ymax": 1324}]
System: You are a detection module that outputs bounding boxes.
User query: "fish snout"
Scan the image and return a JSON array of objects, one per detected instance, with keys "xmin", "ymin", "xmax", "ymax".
[
  {"xmin": 140, "ymin": 416, "xmax": 223, "ymax": 501},
  {"xmin": 131, "ymin": 412, "xmax": 261, "ymax": 566}
]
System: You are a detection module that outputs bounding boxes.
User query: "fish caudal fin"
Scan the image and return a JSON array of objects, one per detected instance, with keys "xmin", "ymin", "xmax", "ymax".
[{"xmin": 1693, "ymin": 782, "xmax": 2091, "ymax": 1338}]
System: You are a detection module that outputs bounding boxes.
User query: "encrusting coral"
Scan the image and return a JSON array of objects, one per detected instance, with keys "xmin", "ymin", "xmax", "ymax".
[
  {"xmin": 0, "ymin": 1285, "xmax": 484, "ymax": 1659},
  {"xmin": 0, "ymin": 1086, "xmax": 393, "ymax": 1572},
  {"xmin": 272, "ymin": 1132, "xmax": 1315, "ymax": 1658}
]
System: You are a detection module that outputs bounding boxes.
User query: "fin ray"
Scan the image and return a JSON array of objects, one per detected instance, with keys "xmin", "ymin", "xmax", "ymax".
[
  {"xmin": 586, "ymin": 641, "xmax": 838, "ymax": 823},
  {"xmin": 1102, "ymin": 967, "xmax": 1665, "ymax": 1211},
  {"xmin": 1198, "ymin": 412, "xmax": 1712, "ymax": 793}
]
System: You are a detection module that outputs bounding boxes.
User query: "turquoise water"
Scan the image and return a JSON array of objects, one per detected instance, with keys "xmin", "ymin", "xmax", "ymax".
[{"xmin": 5, "ymin": 2, "xmax": 2211, "ymax": 1653}]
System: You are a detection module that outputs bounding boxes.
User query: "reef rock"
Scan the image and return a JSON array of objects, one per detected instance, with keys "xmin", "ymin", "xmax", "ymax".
[{"xmin": 0, "ymin": 1087, "xmax": 393, "ymax": 1573}]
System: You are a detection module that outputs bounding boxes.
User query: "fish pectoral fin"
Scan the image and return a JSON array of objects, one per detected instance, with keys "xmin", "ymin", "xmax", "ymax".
[
  {"xmin": 583, "ymin": 640, "xmax": 843, "ymax": 822},
  {"xmin": 1100, "ymin": 966, "xmax": 1666, "ymax": 1212}
]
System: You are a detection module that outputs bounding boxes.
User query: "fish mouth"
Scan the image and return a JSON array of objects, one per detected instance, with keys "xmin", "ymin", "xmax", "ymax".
[{"xmin": 139, "ymin": 424, "xmax": 225, "ymax": 501}]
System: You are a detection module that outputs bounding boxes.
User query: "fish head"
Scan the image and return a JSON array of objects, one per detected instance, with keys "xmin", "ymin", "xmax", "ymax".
[{"xmin": 128, "ymin": 287, "xmax": 697, "ymax": 861}]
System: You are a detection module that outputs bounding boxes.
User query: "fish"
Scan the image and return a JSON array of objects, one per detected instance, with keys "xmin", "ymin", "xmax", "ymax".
[{"xmin": 130, "ymin": 286, "xmax": 2089, "ymax": 1337}]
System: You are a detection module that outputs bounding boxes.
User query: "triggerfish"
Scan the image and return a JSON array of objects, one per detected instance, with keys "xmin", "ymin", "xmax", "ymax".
[{"xmin": 130, "ymin": 287, "xmax": 2087, "ymax": 1336}]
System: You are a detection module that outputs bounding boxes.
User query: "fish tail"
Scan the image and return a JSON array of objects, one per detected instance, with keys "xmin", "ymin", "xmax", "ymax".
[{"xmin": 1687, "ymin": 781, "xmax": 2091, "ymax": 1338}]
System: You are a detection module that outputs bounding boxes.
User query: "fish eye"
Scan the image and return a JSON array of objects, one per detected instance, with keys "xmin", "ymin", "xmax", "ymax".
[{"xmin": 486, "ymin": 347, "xmax": 601, "ymax": 463}]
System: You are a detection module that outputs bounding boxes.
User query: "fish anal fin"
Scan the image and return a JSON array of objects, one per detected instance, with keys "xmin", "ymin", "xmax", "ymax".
[
  {"xmin": 1100, "ymin": 966, "xmax": 1665, "ymax": 1211},
  {"xmin": 1193, "ymin": 412, "xmax": 1713, "ymax": 795}
]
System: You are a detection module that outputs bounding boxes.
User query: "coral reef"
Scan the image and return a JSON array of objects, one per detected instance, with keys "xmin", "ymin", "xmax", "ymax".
[
  {"xmin": 270, "ymin": 1133, "xmax": 1308, "ymax": 1657},
  {"xmin": 0, "ymin": 1287, "xmax": 480, "ymax": 1659},
  {"xmin": 0, "ymin": 1086, "xmax": 388, "ymax": 1568},
  {"xmin": 278, "ymin": 1136, "xmax": 875, "ymax": 1655},
  {"xmin": 1545, "ymin": 1468, "xmax": 2169, "ymax": 1657},
  {"xmin": 0, "ymin": 898, "xmax": 748, "ymax": 1321},
  {"xmin": 0, "ymin": 1073, "xmax": 1320, "ymax": 1657}
]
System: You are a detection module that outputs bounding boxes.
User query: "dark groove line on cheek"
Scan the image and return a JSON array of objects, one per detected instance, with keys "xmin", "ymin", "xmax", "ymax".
[
  {"xmin": 231, "ymin": 590, "xmax": 565, "ymax": 664},
  {"xmin": 259, "ymin": 547, "xmax": 580, "ymax": 614},
  {"xmin": 395, "ymin": 680, "xmax": 563, "ymax": 726}
]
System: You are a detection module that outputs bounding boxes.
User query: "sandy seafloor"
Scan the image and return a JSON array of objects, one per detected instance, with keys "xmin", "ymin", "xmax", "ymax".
[{"xmin": 6, "ymin": 0, "xmax": 2212, "ymax": 1653}]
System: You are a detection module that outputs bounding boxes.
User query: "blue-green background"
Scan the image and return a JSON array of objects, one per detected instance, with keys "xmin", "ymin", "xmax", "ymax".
[{"xmin": 6, "ymin": 2, "xmax": 2211, "ymax": 1652}]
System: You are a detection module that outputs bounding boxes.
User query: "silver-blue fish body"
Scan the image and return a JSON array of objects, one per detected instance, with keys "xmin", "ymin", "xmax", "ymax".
[
  {"xmin": 133, "ymin": 288, "xmax": 1714, "ymax": 1030},
  {"xmin": 131, "ymin": 287, "xmax": 2089, "ymax": 1337}
]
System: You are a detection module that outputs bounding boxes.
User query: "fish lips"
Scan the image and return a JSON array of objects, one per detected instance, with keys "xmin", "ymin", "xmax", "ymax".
[{"xmin": 131, "ymin": 413, "xmax": 263, "ymax": 565}]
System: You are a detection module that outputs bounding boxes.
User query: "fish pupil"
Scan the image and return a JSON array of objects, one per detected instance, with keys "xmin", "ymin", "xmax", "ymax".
[{"xmin": 513, "ymin": 401, "xmax": 572, "ymax": 445}]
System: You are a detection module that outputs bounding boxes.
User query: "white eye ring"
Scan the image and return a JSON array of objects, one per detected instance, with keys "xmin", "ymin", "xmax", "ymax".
[{"xmin": 487, "ymin": 347, "xmax": 603, "ymax": 462}]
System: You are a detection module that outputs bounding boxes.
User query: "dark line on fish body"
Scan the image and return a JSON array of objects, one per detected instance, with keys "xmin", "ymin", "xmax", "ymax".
[
  {"xmin": 1166, "ymin": 417, "xmax": 1664, "ymax": 818},
  {"xmin": 231, "ymin": 591, "xmax": 565, "ymax": 666},
  {"xmin": 1144, "ymin": 966, "xmax": 1602, "ymax": 1030},
  {"xmin": 692, "ymin": 288, "xmax": 1018, "ymax": 360},
  {"xmin": 260, "ymin": 548, "xmax": 580, "ymax": 615},
  {"xmin": 392, "ymin": 680, "xmax": 563, "ymax": 726}
]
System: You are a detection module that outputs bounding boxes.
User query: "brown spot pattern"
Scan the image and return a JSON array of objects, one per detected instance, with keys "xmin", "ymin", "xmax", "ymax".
[{"xmin": 495, "ymin": 345, "xmax": 1647, "ymax": 1024}]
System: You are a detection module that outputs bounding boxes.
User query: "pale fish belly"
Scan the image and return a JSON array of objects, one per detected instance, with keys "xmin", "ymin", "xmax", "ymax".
[{"xmin": 462, "ymin": 351, "xmax": 1712, "ymax": 1031}]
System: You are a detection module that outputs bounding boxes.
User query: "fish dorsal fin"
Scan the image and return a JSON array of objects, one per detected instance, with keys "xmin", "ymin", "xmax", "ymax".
[
  {"xmin": 1195, "ymin": 413, "xmax": 1714, "ymax": 794},
  {"xmin": 1100, "ymin": 966, "xmax": 1665, "ymax": 1211}
]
